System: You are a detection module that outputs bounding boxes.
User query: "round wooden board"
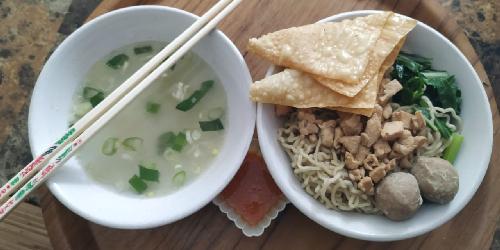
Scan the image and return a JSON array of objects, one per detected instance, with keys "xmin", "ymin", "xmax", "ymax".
[{"xmin": 38, "ymin": 0, "xmax": 500, "ymax": 249}]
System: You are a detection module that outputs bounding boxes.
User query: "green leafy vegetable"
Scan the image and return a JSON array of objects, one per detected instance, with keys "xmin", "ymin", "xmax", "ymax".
[
  {"xmin": 134, "ymin": 45, "xmax": 153, "ymax": 55},
  {"xmin": 443, "ymin": 133, "xmax": 464, "ymax": 163},
  {"xmin": 129, "ymin": 175, "xmax": 148, "ymax": 193},
  {"xmin": 176, "ymin": 80, "xmax": 214, "ymax": 111},
  {"xmin": 139, "ymin": 165, "xmax": 159, "ymax": 182},
  {"xmin": 102, "ymin": 137, "xmax": 119, "ymax": 156},
  {"xmin": 157, "ymin": 132, "xmax": 188, "ymax": 154},
  {"xmin": 122, "ymin": 137, "xmax": 143, "ymax": 151},
  {"xmin": 106, "ymin": 54, "xmax": 129, "ymax": 69},
  {"xmin": 199, "ymin": 119, "xmax": 224, "ymax": 131},
  {"xmin": 146, "ymin": 101, "xmax": 161, "ymax": 114},
  {"xmin": 393, "ymin": 76, "xmax": 425, "ymax": 105},
  {"xmin": 391, "ymin": 52, "xmax": 462, "ymax": 114},
  {"xmin": 172, "ymin": 171, "xmax": 186, "ymax": 186}
]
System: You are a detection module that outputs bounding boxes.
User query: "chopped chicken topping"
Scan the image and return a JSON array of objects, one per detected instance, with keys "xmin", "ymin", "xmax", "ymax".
[
  {"xmin": 385, "ymin": 159, "xmax": 397, "ymax": 171},
  {"xmin": 369, "ymin": 165, "xmax": 387, "ymax": 183},
  {"xmin": 363, "ymin": 154, "xmax": 379, "ymax": 171},
  {"xmin": 381, "ymin": 121, "xmax": 404, "ymax": 140},
  {"xmin": 361, "ymin": 114, "xmax": 381, "ymax": 147},
  {"xmin": 319, "ymin": 120, "xmax": 336, "ymax": 147},
  {"xmin": 392, "ymin": 111, "xmax": 414, "ymax": 129},
  {"xmin": 373, "ymin": 104, "xmax": 383, "ymax": 118},
  {"xmin": 349, "ymin": 168, "xmax": 365, "ymax": 182},
  {"xmin": 358, "ymin": 177, "xmax": 374, "ymax": 195},
  {"xmin": 345, "ymin": 152, "xmax": 362, "ymax": 170},
  {"xmin": 373, "ymin": 139, "xmax": 391, "ymax": 158},
  {"xmin": 356, "ymin": 145, "xmax": 371, "ymax": 161},
  {"xmin": 382, "ymin": 104, "xmax": 392, "ymax": 120},
  {"xmin": 340, "ymin": 114, "xmax": 363, "ymax": 136},
  {"xmin": 378, "ymin": 79, "xmax": 403, "ymax": 105},
  {"xmin": 393, "ymin": 130, "xmax": 427, "ymax": 156},
  {"xmin": 411, "ymin": 111, "xmax": 426, "ymax": 133},
  {"xmin": 338, "ymin": 136, "xmax": 361, "ymax": 154},
  {"xmin": 333, "ymin": 127, "xmax": 344, "ymax": 149}
]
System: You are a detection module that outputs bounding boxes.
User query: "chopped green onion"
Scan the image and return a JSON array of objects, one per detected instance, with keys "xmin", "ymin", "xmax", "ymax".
[
  {"xmin": 83, "ymin": 87, "xmax": 104, "ymax": 99},
  {"xmin": 129, "ymin": 175, "xmax": 147, "ymax": 193},
  {"xmin": 176, "ymin": 80, "xmax": 214, "ymax": 111},
  {"xmin": 158, "ymin": 132, "xmax": 175, "ymax": 154},
  {"xmin": 122, "ymin": 137, "xmax": 143, "ymax": 151},
  {"xmin": 146, "ymin": 101, "xmax": 161, "ymax": 114},
  {"xmin": 102, "ymin": 137, "xmax": 119, "ymax": 156},
  {"xmin": 134, "ymin": 45, "xmax": 153, "ymax": 55},
  {"xmin": 89, "ymin": 92, "xmax": 105, "ymax": 107},
  {"xmin": 172, "ymin": 171, "xmax": 186, "ymax": 186},
  {"xmin": 157, "ymin": 132, "xmax": 188, "ymax": 154},
  {"xmin": 106, "ymin": 54, "xmax": 129, "ymax": 69},
  {"xmin": 442, "ymin": 133, "xmax": 464, "ymax": 163},
  {"xmin": 171, "ymin": 133, "xmax": 187, "ymax": 151},
  {"xmin": 199, "ymin": 119, "xmax": 224, "ymax": 131},
  {"xmin": 139, "ymin": 165, "xmax": 159, "ymax": 182}
]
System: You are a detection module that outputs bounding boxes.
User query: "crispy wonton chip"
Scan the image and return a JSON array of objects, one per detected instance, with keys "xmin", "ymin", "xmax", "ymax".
[
  {"xmin": 250, "ymin": 68, "xmax": 377, "ymax": 110},
  {"xmin": 329, "ymin": 37, "xmax": 406, "ymax": 116},
  {"xmin": 250, "ymin": 38, "xmax": 406, "ymax": 116},
  {"xmin": 248, "ymin": 12, "xmax": 390, "ymax": 84},
  {"xmin": 313, "ymin": 13, "xmax": 417, "ymax": 97}
]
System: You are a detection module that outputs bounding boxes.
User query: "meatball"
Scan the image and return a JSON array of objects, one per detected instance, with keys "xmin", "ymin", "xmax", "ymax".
[
  {"xmin": 375, "ymin": 172, "xmax": 422, "ymax": 221},
  {"xmin": 411, "ymin": 157, "xmax": 459, "ymax": 204}
]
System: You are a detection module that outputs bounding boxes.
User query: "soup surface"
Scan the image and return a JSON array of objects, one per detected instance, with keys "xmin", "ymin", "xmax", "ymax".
[{"xmin": 71, "ymin": 41, "xmax": 227, "ymax": 197}]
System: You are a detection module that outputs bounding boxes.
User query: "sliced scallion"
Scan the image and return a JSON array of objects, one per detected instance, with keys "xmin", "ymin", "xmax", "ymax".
[
  {"xmin": 176, "ymin": 80, "xmax": 214, "ymax": 111},
  {"xmin": 158, "ymin": 132, "xmax": 175, "ymax": 154},
  {"xmin": 146, "ymin": 101, "xmax": 161, "ymax": 114},
  {"xmin": 89, "ymin": 92, "xmax": 105, "ymax": 107},
  {"xmin": 83, "ymin": 87, "xmax": 104, "ymax": 99},
  {"xmin": 157, "ymin": 132, "xmax": 188, "ymax": 154},
  {"xmin": 102, "ymin": 137, "xmax": 119, "ymax": 156},
  {"xmin": 172, "ymin": 171, "xmax": 186, "ymax": 186},
  {"xmin": 106, "ymin": 54, "xmax": 129, "ymax": 69},
  {"xmin": 129, "ymin": 175, "xmax": 147, "ymax": 193},
  {"xmin": 134, "ymin": 45, "xmax": 153, "ymax": 55},
  {"xmin": 199, "ymin": 118, "xmax": 224, "ymax": 131},
  {"xmin": 139, "ymin": 165, "xmax": 159, "ymax": 182},
  {"xmin": 171, "ymin": 133, "xmax": 187, "ymax": 151},
  {"xmin": 122, "ymin": 137, "xmax": 143, "ymax": 151}
]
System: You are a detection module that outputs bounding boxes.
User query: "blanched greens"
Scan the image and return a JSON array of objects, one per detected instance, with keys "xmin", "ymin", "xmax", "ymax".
[{"xmin": 391, "ymin": 52, "xmax": 461, "ymax": 113}]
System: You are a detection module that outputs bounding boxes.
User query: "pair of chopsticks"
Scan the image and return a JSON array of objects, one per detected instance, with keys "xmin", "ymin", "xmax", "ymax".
[{"xmin": 0, "ymin": 0, "xmax": 242, "ymax": 221}]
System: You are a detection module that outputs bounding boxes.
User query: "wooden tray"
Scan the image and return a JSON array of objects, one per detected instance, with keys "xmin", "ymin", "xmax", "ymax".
[{"xmin": 38, "ymin": 0, "xmax": 500, "ymax": 249}]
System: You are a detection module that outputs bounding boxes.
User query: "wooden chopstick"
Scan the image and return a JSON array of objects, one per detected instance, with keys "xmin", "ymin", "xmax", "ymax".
[{"xmin": 0, "ymin": 0, "xmax": 242, "ymax": 220}]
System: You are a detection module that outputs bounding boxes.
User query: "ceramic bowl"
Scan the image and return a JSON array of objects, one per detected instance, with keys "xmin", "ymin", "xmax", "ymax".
[
  {"xmin": 257, "ymin": 10, "xmax": 493, "ymax": 241},
  {"xmin": 28, "ymin": 6, "xmax": 255, "ymax": 229}
]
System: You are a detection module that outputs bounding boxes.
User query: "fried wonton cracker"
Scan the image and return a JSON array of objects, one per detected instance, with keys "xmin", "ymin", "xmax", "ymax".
[
  {"xmin": 249, "ymin": 38, "xmax": 406, "ymax": 116},
  {"xmin": 329, "ymin": 37, "xmax": 406, "ymax": 116},
  {"xmin": 248, "ymin": 12, "xmax": 391, "ymax": 84},
  {"xmin": 313, "ymin": 13, "xmax": 417, "ymax": 97}
]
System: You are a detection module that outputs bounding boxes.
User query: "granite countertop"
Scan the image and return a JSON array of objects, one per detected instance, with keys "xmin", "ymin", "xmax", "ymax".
[{"xmin": 0, "ymin": 0, "xmax": 498, "ymax": 248}]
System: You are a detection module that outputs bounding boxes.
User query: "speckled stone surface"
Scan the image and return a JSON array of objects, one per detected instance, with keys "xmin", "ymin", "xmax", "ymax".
[{"xmin": 0, "ymin": 0, "xmax": 498, "ymax": 248}]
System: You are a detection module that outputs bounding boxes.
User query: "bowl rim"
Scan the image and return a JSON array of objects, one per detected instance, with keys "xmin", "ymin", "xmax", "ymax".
[
  {"xmin": 257, "ymin": 10, "xmax": 493, "ymax": 241},
  {"xmin": 28, "ymin": 5, "xmax": 256, "ymax": 229}
]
